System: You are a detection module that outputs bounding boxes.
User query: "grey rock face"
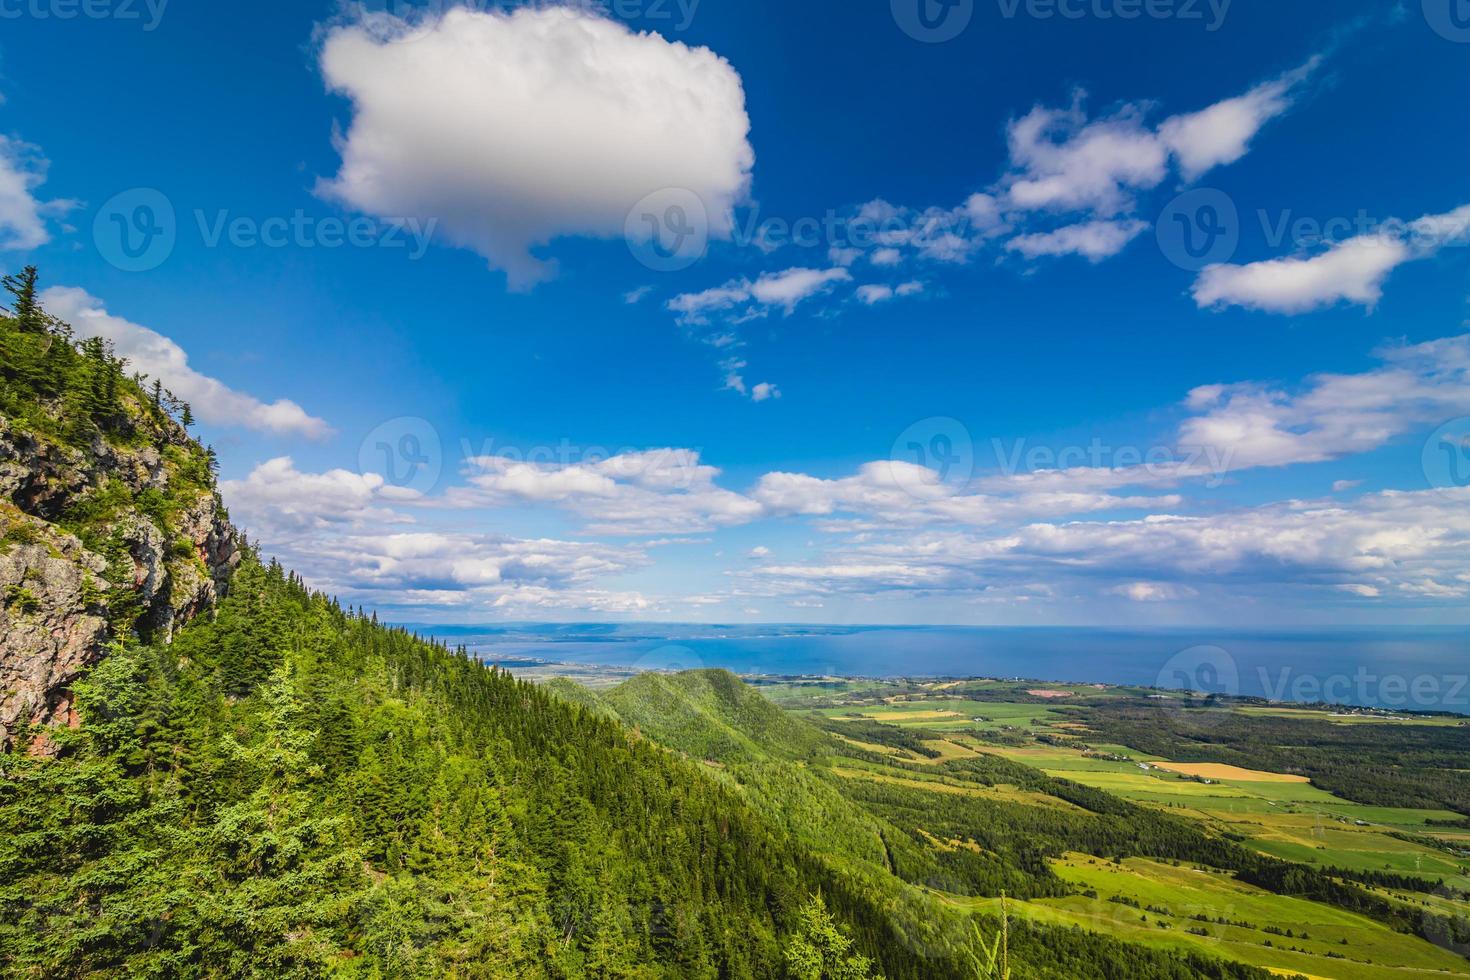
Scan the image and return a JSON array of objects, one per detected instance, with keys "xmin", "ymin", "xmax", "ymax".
[{"xmin": 0, "ymin": 418, "xmax": 239, "ymax": 749}]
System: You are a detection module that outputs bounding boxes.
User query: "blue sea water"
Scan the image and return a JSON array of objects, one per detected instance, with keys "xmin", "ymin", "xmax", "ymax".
[{"xmin": 408, "ymin": 624, "xmax": 1470, "ymax": 714}]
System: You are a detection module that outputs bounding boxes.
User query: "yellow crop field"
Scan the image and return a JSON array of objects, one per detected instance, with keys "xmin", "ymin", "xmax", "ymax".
[{"xmin": 1150, "ymin": 762, "xmax": 1310, "ymax": 783}]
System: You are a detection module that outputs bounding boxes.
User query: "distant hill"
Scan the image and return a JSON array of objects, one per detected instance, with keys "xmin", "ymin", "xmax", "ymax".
[{"xmin": 602, "ymin": 668, "xmax": 835, "ymax": 762}]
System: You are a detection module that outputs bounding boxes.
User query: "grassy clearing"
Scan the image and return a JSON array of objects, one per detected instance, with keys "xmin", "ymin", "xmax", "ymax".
[
  {"xmin": 944, "ymin": 854, "xmax": 1469, "ymax": 980},
  {"xmin": 1238, "ymin": 706, "xmax": 1470, "ymax": 728},
  {"xmin": 827, "ymin": 765, "xmax": 1087, "ymax": 811}
]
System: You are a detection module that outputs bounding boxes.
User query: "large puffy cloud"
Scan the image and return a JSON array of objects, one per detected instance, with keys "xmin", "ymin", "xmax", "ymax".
[
  {"xmin": 41, "ymin": 288, "xmax": 332, "ymax": 439},
  {"xmin": 1193, "ymin": 203, "xmax": 1470, "ymax": 314},
  {"xmin": 318, "ymin": 5, "xmax": 753, "ymax": 288},
  {"xmin": 222, "ymin": 457, "xmax": 418, "ymax": 535}
]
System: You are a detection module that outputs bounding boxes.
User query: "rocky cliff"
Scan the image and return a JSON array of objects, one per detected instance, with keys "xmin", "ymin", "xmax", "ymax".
[{"xmin": 0, "ymin": 276, "xmax": 239, "ymax": 749}]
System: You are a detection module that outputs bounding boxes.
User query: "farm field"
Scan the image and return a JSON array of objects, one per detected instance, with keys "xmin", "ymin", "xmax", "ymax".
[
  {"xmin": 766, "ymin": 677, "xmax": 1470, "ymax": 977},
  {"xmin": 947, "ymin": 854, "xmax": 1470, "ymax": 980}
]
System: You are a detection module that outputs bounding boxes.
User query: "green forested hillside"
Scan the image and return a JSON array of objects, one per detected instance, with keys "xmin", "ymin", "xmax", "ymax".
[{"xmin": 1, "ymin": 555, "xmax": 909, "ymax": 977}]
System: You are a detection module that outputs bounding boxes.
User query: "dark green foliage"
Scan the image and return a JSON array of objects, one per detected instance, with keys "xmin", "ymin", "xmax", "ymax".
[
  {"xmin": 602, "ymin": 669, "xmax": 835, "ymax": 763},
  {"xmin": 0, "ymin": 268, "xmax": 194, "ymax": 452},
  {"xmin": 1080, "ymin": 700, "xmax": 1470, "ymax": 815},
  {"xmin": 809, "ymin": 715, "xmax": 944, "ymax": 758},
  {"xmin": 784, "ymin": 894, "xmax": 883, "ymax": 979},
  {"xmin": 0, "ymin": 559, "xmax": 919, "ymax": 977}
]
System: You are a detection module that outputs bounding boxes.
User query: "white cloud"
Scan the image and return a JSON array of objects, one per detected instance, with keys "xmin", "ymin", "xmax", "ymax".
[
  {"xmin": 856, "ymin": 281, "xmax": 925, "ymax": 305},
  {"xmin": 855, "ymin": 284, "xmax": 894, "ymax": 305},
  {"xmin": 1003, "ymin": 59, "xmax": 1317, "ymax": 220},
  {"xmin": 1192, "ymin": 236, "xmax": 1411, "ymax": 314},
  {"xmin": 1157, "ymin": 58, "xmax": 1319, "ymax": 179},
  {"xmin": 318, "ymin": 5, "xmax": 753, "ymax": 288},
  {"xmin": 661, "ymin": 56, "xmax": 1324, "ymax": 392},
  {"xmin": 455, "ymin": 449, "xmax": 764, "ymax": 535},
  {"xmin": 1108, "ymin": 582, "xmax": 1199, "ymax": 602},
  {"xmin": 1002, "ymin": 96, "xmax": 1168, "ymax": 216},
  {"xmin": 748, "ymin": 267, "xmax": 852, "ymax": 313},
  {"xmin": 1193, "ymin": 201, "xmax": 1470, "ymax": 314},
  {"xmin": 224, "ymin": 457, "xmax": 653, "ymax": 616},
  {"xmin": 0, "ymin": 134, "xmax": 66, "ymax": 250},
  {"xmin": 749, "ymin": 486, "xmax": 1470, "ymax": 605},
  {"xmin": 40, "ymin": 287, "xmax": 332, "ymax": 439},
  {"xmin": 1176, "ymin": 333, "xmax": 1470, "ymax": 468},
  {"xmin": 1005, "ymin": 219, "xmax": 1148, "ymax": 262},
  {"xmin": 623, "ymin": 285, "xmax": 654, "ymax": 304},
  {"xmin": 223, "ymin": 456, "xmax": 418, "ymax": 535},
  {"xmin": 751, "ymin": 381, "xmax": 781, "ymax": 402},
  {"xmin": 753, "ymin": 460, "xmax": 1177, "ymax": 529},
  {"xmin": 669, "ymin": 266, "xmax": 851, "ymax": 328}
]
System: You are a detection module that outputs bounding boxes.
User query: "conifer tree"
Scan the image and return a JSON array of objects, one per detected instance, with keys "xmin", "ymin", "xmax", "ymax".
[{"xmin": 3, "ymin": 266, "xmax": 43, "ymax": 333}]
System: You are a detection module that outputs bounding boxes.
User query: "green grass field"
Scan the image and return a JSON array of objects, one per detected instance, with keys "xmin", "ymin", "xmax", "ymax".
[{"xmin": 780, "ymin": 686, "xmax": 1470, "ymax": 979}]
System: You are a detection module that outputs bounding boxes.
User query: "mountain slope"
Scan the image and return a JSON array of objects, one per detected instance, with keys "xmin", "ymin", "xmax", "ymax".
[
  {"xmin": 0, "ymin": 277, "xmax": 934, "ymax": 978},
  {"xmin": 0, "ymin": 269, "xmax": 237, "ymax": 749},
  {"xmin": 602, "ymin": 668, "xmax": 834, "ymax": 762}
]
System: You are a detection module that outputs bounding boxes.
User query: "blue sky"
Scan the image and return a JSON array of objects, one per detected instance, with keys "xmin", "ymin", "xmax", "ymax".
[{"xmin": 3, "ymin": 0, "xmax": 1469, "ymax": 625}]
